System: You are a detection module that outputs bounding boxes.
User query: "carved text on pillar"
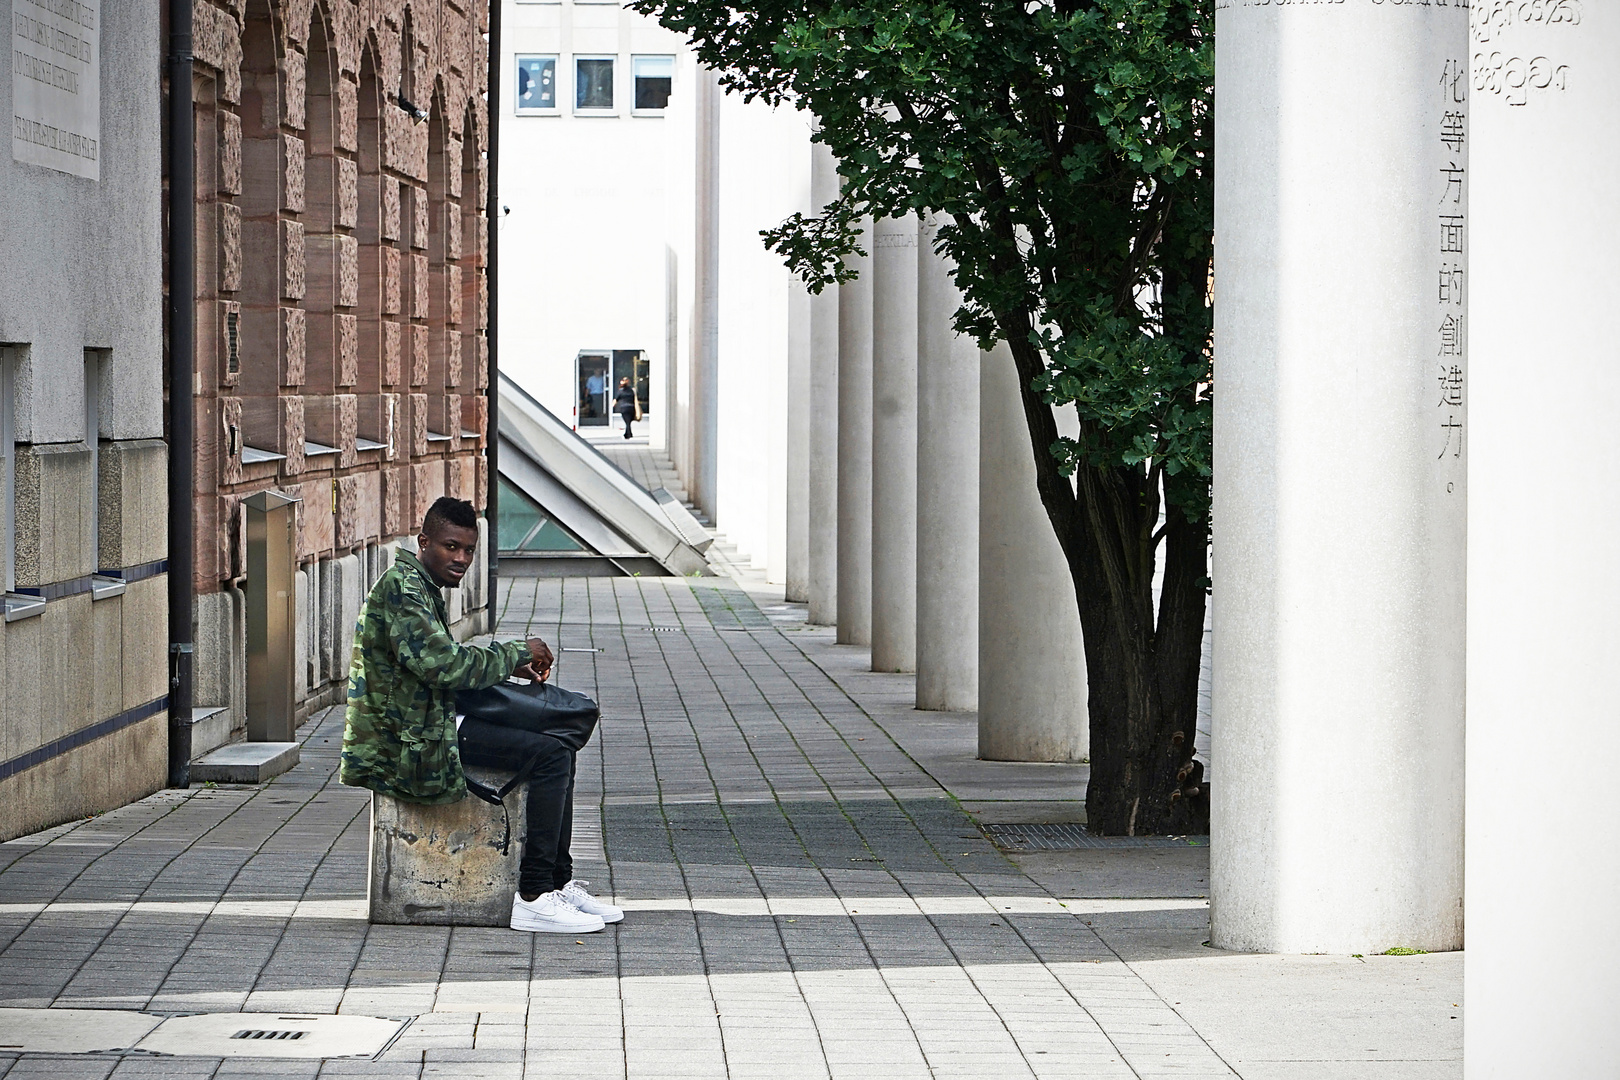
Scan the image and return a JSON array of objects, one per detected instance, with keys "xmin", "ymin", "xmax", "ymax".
[{"xmin": 1436, "ymin": 57, "xmax": 1466, "ymax": 466}]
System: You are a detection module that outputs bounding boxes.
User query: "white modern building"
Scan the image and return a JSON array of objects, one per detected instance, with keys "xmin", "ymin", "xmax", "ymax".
[{"xmin": 499, "ymin": 0, "xmax": 811, "ymax": 578}]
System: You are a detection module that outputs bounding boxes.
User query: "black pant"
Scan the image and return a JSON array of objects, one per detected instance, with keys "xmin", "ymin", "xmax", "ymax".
[
  {"xmin": 457, "ymin": 718, "xmax": 575, "ymax": 895},
  {"xmin": 618, "ymin": 407, "xmax": 635, "ymax": 437}
]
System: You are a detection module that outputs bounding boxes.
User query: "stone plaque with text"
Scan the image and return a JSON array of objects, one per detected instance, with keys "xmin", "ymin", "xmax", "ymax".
[{"xmin": 11, "ymin": 0, "xmax": 100, "ymax": 180}]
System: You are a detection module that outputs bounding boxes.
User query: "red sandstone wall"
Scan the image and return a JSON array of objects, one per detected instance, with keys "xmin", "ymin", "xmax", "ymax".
[{"xmin": 188, "ymin": 0, "xmax": 491, "ymax": 595}]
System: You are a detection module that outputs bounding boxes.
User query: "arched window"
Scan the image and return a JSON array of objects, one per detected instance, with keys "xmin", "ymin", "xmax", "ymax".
[
  {"xmin": 302, "ymin": 6, "xmax": 344, "ymax": 454},
  {"xmin": 459, "ymin": 105, "xmax": 484, "ymax": 408},
  {"xmin": 427, "ymin": 93, "xmax": 453, "ymax": 436},
  {"xmin": 237, "ymin": 0, "xmax": 293, "ymax": 463},
  {"xmin": 356, "ymin": 45, "xmax": 393, "ymax": 457}
]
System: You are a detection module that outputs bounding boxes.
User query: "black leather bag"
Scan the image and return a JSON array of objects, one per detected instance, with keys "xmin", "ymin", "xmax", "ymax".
[{"xmin": 455, "ymin": 680, "xmax": 600, "ymax": 751}]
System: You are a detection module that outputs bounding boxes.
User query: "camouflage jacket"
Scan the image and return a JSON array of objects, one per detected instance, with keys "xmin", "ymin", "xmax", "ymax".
[{"xmin": 339, "ymin": 549, "xmax": 530, "ymax": 804}]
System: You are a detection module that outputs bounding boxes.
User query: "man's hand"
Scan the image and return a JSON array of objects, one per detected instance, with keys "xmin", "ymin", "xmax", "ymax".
[{"xmin": 515, "ymin": 637, "xmax": 554, "ymax": 683}]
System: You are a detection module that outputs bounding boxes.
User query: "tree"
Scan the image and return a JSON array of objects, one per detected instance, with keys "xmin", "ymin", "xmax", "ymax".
[{"xmin": 634, "ymin": 0, "xmax": 1213, "ymax": 833}]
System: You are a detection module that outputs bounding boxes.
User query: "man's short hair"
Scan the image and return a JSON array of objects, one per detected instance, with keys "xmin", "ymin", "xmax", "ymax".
[{"xmin": 422, "ymin": 496, "xmax": 478, "ymax": 538}]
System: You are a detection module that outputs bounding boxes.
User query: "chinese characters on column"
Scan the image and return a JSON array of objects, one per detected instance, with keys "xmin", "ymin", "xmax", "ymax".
[{"xmin": 1438, "ymin": 58, "xmax": 1467, "ymax": 465}]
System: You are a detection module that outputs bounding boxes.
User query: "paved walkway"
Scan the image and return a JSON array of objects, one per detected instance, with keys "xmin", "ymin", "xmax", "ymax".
[{"xmin": 0, "ymin": 577, "xmax": 1460, "ymax": 1079}]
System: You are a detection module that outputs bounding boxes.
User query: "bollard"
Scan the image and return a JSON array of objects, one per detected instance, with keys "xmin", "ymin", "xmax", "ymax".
[{"xmin": 367, "ymin": 767, "xmax": 527, "ymax": 926}]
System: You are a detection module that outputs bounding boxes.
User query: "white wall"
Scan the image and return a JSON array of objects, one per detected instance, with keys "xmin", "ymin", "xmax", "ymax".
[
  {"xmin": 712, "ymin": 96, "xmax": 811, "ymax": 578},
  {"xmin": 1467, "ymin": 8, "xmax": 1620, "ymax": 1074},
  {"xmin": 0, "ymin": 0, "xmax": 163, "ymax": 443},
  {"xmin": 499, "ymin": 0, "xmax": 696, "ymax": 449}
]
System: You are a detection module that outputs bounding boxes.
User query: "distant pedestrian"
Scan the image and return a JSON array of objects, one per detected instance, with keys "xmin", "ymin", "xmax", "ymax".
[
  {"xmin": 615, "ymin": 376, "xmax": 638, "ymax": 439},
  {"xmin": 583, "ymin": 371, "xmax": 605, "ymax": 420},
  {"xmin": 340, "ymin": 496, "xmax": 624, "ymax": 934}
]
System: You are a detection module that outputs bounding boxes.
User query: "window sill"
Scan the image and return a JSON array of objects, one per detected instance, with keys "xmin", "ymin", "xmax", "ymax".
[
  {"xmin": 631, "ymin": 109, "xmax": 668, "ymax": 118},
  {"xmin": 241, "ymin": 444, "xmax": 286, "ymax": 465},
  {"xmin": 3, "ymin": 593, "xmax": 46, "ymax": 622},
  {"xmin": 91, "ymin": 575, "xmax": 126, "ymax": 601},
  {"xmin": 515, "ymin": 109, "xmax": 560, "ymax": 117},
  {"xmin": 573, "ymin": 109, "xmax": 619, "ymax": 118}
]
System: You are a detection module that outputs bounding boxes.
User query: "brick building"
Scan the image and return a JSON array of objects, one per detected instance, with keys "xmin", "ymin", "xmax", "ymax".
[{"xmin": 184, "ymin": 0, "xmax": 495, "ymax": 743}]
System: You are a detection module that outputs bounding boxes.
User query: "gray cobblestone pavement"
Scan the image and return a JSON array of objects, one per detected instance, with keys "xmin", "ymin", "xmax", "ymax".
[{"xmin": 0, "ymin": 577, "xmax": 1460, "ymax": 1079}]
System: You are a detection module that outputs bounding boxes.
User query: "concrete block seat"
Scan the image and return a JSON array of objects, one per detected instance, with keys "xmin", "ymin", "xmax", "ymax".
[{"xmin": 368, "ymin": 767, "xmax": 527, "ymax": 926}]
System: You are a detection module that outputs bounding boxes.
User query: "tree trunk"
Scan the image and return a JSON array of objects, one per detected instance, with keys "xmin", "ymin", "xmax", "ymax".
[
  {"xmin": 1004, "ymin": 333, "xmax": 1210, "ymax": 836},
  {"xmin": 1077, "ymin": 492, "xmax": 1209, "ymax": 835}
]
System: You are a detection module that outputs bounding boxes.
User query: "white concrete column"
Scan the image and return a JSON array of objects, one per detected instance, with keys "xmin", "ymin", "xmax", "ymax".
[
  {"xmin": 1468, "ymin": 14, "xmax": 1620, "ymax": 1073},
  {"xmin": 869, "ymin": 215, "xmax": 919, "ymax": 672},
  {"xmin": 785, "ymin": 271, "xmax": 811, "ymax": 602},
  {"xmin": 1210, "ymin": 4, "xmax": 1467, "ymax": 954},
  {"xmin": 806, "ymin": 144, "xmax": 840, "ymax": 625},
  {"xmin": 915, "ymin": 216, "xmax": 978, "ymax": 711},
  {"xmin": 977, "ymin": 343, "xmax": 1086, "ymax": 761},
  {"xmin": 688, "ymin": 68, "xmax": 722, "ymax": 519},
  {"xmin": 835, "ymin": 219, "xmax": 873, "ymax": 646}
]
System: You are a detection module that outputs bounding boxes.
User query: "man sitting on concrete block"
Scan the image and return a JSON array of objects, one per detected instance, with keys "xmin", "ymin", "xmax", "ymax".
[{"xmin": 340, "ymin": 496, "xmax": 624, "ymax": 933}]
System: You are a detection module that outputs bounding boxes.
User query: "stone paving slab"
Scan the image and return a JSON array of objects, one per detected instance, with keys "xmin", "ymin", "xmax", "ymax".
[{"xmin": 0, "ymin": 576, "xmax": 1457, "ymax": 1078}]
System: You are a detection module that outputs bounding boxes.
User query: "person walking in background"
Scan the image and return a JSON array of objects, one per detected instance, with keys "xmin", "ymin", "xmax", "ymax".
[{"xmin": 615, "ymin": 376, "xmax": 638, "ymax": 439}]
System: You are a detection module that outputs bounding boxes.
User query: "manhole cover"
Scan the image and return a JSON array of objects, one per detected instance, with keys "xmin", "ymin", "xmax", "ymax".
[{"xmin": 986, "ymin": 823, "xmax": 1208, "ymax": 850}]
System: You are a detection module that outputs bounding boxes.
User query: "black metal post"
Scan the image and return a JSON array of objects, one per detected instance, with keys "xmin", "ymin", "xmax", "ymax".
[{"xmin": 166, "ymin": 0, "xmax": 195, "ymax": 787}]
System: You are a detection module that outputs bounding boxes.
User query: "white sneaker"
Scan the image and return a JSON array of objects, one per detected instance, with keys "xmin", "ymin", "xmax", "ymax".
[
  {"xmin": 561, "ymin": 879, "xmax": 624, "ymax": 924},
  {"xmin": 511, "ymin": 890, "xmax": 606, "ymax": 934}
]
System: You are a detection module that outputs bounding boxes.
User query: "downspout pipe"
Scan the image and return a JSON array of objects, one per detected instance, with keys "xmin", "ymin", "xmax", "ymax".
[
  {"xmin": 166, "ymin": 0, "xmax": 195, "ymax": 787},
  {"xmin": 485, "ymin": 0, "xmax": 502, "ymax": 619}
]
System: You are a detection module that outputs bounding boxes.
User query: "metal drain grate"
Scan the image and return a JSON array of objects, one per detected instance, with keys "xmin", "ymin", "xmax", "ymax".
[
  {"xmin": 232, "ymin": 1030, "xmax": 308, "ymax": 1041},
  {"xmin": 986, "ymin": 823, "xmax": 1208, "ymax": 851}
]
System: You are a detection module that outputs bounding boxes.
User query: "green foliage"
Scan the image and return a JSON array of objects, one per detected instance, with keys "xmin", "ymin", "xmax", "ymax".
[{"xmin": 633, "ymin": 0, "xmax": 1213, "ymax": 525}]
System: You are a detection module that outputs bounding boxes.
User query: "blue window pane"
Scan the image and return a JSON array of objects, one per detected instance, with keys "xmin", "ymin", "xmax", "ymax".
[
  {"xmin": 516, "ymin": 57, "xmax": 555, "ymax": 111},
  {"xmin": 576, "ymin": 58, "xmax": 614, "ymax": 109}
]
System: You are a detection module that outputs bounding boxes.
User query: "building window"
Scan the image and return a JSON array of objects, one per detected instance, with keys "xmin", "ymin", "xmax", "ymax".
[
  {"xmin": 515, "ymin": 55, "xmax": 557, "ymax": 113},
  {"xmin": 575, "ymin": 57, "xmax": 614, "ymax": 111},
  {"xmin": 633, "ymin": 56, "xmax": 674, "ymax": 111}
]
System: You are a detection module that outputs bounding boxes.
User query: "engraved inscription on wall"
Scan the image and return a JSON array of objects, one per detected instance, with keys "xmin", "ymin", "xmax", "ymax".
[
  {"xmin": 11, "ymin": 0, "xmax": 99, "ymax": 180},
  {"xmin": 1435, "ymin": 56, "xmax": 1466, "ymax": 481},
  {"xmin": 1472, "ymin": 0, "xmax": 1578, "ymax": 106}
]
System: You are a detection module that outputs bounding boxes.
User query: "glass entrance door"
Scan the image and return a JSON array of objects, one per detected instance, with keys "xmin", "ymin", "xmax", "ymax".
[{"xmin": 576, "ymin": 353, "xmax": 610, "ymax": 427}]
